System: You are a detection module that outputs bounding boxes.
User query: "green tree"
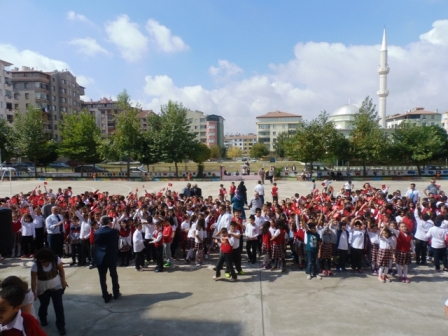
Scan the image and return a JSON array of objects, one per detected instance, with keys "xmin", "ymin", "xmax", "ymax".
[
  {"xmin": 227, "ymin": 146, "xmax": 242, "ymax": 160},
  {"xmin": 37, "ymin": 140, "xmax": 59, "ymax": 172},
  {"xmin": 138, "ymin": 133, "xmax": 159, "ymax": 171},
  {"xmin": 250, "ymin": 142, "xmax": 269, "ymax": 158},
  {"xmin": 391, "ymin": 123, "xmax": 446, "ymax": 175},
  {"xmin": 209, "ymin": 145, "xmax": 221, "ymax": 159},
  {"xmin": 274, "ymin": 131, "xmax": 295, "ymax": 159},
  {"xmin": 106, "ymin": 90, "xmax": 142, "ymax": 175},
  {"xmin": 0, "ymin": 119, "xmax": 14, "ymax": 163},
  {"xmin": 349, "ymin": 97, "xmax": 389, "ymax": 175},
  {"xmin": 220, "ymin": 146, "xmax": 227, "ymax": 159},
  {"xmin": 147, "ymin": 100, "xmax": 197, "ymax": 177},
  {"xmin": 13, "ymin": 106, "xmax": 50, "ymax": 177},
  {"xmin": 284, "ymin": 111, "xmax": 340, "ymax": 167},
  {"xmin": 190, "ymin": 142, "xmax": 211, "ymax": 177},
  {"xmin": 58, "ymin": 110, "xmax": 101, "ymax": 176}
]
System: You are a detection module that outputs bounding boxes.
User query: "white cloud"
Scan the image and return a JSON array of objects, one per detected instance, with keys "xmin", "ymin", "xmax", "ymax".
[
  {"xmin": 142, "ymin": 20, "xmax": 448, "ymax": 133},
  {"xmin": 420, "ymin": 19, "xmax": 448, "ymax": 45},
  {"xmin": 145, "ymin": 19, "xmax": 189, "ymax": 53},
  {"xmin": 68, "ymin": 38, "xmax": 110, "ymax": 57},
  {"xmin": 105, "ymin": 14, "xmax": 148, "ymax": 62},
  {"xmin": 209, "ymin": 60, "xmax": 243, "ymax": 82},
  {"xmin": 67, "ymin": 11, "xmax": 89, "ymax": 23},
  {"xmin": 0, "ymin": 44, "xmax": 70, "ymax": 71},
  {"xmin": 76, "ymin": 75, "xmax": 95, "ymax": 88}
]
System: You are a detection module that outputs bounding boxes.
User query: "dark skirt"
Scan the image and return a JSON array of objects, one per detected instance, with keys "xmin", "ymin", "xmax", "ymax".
[
  {"xmin": 320, "ymin": 242, "xmax": 332, "ymax": 259},
  {"xmin": 14, "ymin": 232, "xmax": 22, "ymax": 245},
  {"xmin": 195, "ymin": 242, "xmax": 204, "ymax": 251},
  {"xmin": 186, "ymin": 237, "xmax": 195, "ymax": 250},
  {"xmin": 271, "ymin": 243, "xmax": 284, "ymax": 259},
  {"xmin": 377, "ymin": 248, "xmax": 393, "ymax": 267},
  {"xmin": 261, "ymin": 242, "xmax": 271, "ymax": 255},
  {"xmin": 395, "ymin": 250, "xmax": 411, "ymax": 265},
  {"xmin": 370, "ymin": 243, "xmax": 379, "ymax": 264}
]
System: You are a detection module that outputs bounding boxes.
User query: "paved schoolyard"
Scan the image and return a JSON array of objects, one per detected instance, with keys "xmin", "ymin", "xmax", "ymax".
[{"xmin": 1, "ymin": 179, "xmax": 448, "ymax": 336}]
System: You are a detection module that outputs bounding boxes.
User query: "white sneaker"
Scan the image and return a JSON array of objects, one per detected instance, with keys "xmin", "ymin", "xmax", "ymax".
[
  {"xmin": 316, "ymin": 275, "xmax": 322, "ymax": 280},
  {"xmin": 307, "ymin": 274, "xmax": 312, "ymax": 280}
]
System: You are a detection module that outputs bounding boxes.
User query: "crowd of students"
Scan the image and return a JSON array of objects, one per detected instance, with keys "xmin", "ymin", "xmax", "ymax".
[{"xmin": 1, "ymin": 179, "xmax": 448, "ymax": 333}]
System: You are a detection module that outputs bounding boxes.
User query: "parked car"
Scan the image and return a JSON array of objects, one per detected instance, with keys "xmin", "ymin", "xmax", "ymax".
[
  {"xmin": 12, "ymin": 162, "xmax": 34, "ymax": 168},
  {"xmin": 14, "ymin": 166, "xmax": 35, "ymax": 172},
  {"xmin": 0, "ymin": 165, "xmax": 16, "ymax": 172},
  {"xmin": 269, "ymin": 158, "xmax": 276, "ymax": 163},
  {"xmin": 49, "ymin": 161, "xmax": 70, "ymax": 168},
  {"xmin": 129, "ymin": 166, "xmax": 148, "ymax": 173},
  {"xmin": 74, "ymin": 165, "xmax": 108, "ymax": 173}
]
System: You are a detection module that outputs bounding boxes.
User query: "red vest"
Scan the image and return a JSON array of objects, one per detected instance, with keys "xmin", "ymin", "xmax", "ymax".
[
  {"xmin": 153, "ymin": 230, "xmax": 163, "ymax": 248},
  {"xmin": 396, "ymin": 232, "xmax": 413, "ymax": 252},
  {"xmin": 221, "ymin": 238, "xmax": 233, "ymax": 253}
]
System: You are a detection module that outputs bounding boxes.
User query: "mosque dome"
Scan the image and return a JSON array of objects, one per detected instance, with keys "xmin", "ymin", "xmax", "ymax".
[{"xmin": 331, "ymin": 103, "xmax": 360, "ymax": 117}]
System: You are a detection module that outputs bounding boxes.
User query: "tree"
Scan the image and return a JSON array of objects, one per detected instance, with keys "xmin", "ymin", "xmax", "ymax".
[
  {"xmin": 190, "ymin": 142, "xmax": 211, "ymax": 177},
  {"xmin": 274, "ymin": 131, "xmax": 295, "ymax": 159},
  {"xmin": 250, "ymin": 142, "xmax": 269, "ymax": 158},
  {"xmin": 37, "ymin": 140, "xmax": 59, "ymax": 172},
  {"xmin": 58, "ymin": 110, "xmax": 101, "ymax": 176},
  {"xmin": 13, "ymin": 105, "xmax": 50, "ymax": 177},
  {"xmin": 227, "ymin": 146, "xmax": 242, "ymax": 160},
  {"xmin": 220, "ymin": 146, "xmax": 227, "ymax": 159},
  {"xmin": 391, "ymin": 123, "xmax": 446, "ymax": 175},
  {"xmin": 147, "ymin": 100, "xmax": 197, "ymax": 177},
  {"xmin": 138, "ymin": 134, "xmax": 159, "ymax": 171},
  {"xmin": 0, "ymin": 119, "xmax": 14, "ymax": 163},
  {"xmin": 106, "ymin": 90, "xmax": 142, "ymax": 175},
  {"xmin": 209, "ymin": 145, "xmax": 221, "ymax": 159},
  {"xmin": 349, "ymin": 97, "xmax": 389, "ymax": 175},
  {"xmin": 284, "ymin": 111, "xmax": 341, "ymax": 167}
]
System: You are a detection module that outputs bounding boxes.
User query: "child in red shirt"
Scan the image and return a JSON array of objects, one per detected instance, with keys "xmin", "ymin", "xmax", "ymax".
[
  {"xmin": 271, "ymin": 183, "xmax": 279, "ymax": 203},
  {"xmin": 229, "ymin": 182, "xmax": 236, "ymax": 199},
  {"xmin": 261, "ymin": 221, "xmax": 272, "ymax": 269},
  {"xmin": 162, "ymin": 220, "xmax": 173, "ymax": 267},
  {"xmin": 0, "ymin": 286, "xmax": 47, "ymax": 336}
]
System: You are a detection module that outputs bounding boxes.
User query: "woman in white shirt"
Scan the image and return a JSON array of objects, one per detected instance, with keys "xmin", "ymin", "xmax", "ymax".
[{"xmin": 30, "ymin": 248, "xmax": 67, "ymax": 335}]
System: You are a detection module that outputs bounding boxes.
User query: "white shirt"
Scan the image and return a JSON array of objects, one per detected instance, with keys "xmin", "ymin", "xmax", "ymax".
[
  {"xmin": 30, "ymin": 257, "xmax": 63, "ymax": 296},
  {"xmin": 29, "ymin": 206, "xmax": 44, "ymax": 229},
  {"xmin": 188, "ymin": 223, "xmax": 197, "ymax": 238},
  {"xmin": 45, "ymin": 213, "xmax": 65, "ymax": 234},
  {"xmin": 348, "ymin": 228, "xmax": 365, "ymax": 249},
  {"xmin": 368, "ymin": 231, "xmax": 380, "ymax": 244},
  {"xmin": 229, "ymin": 230, "xmax": 240, "ymax": 249},
  {"xmin": 0, "ymin": 309, "xmax": 25, "ymax": 334},
  {"xmin": 143, "ymin": 222, "xmax": 155, "ymax": 238},
  {"xmin": 245, "ymin": 223, "xmax": 258, "ymax": 240},
  {"xmin": 20, "ymin": 218, "xmax": 35, "ymax": 237},
  {"xmin": 213, "ymin": 213, "xmax": 231, "ymax": 237},
  {"xmin": 254, "ymin": 184, "xmax": 264, "ymax": 196},
  {"xmin": 379, "ymin": 236, "xmax": 394, "ymax": 249},
  {"xmin": 414, "ymin": 208, "xmax": 433, "ymax": 241},
  {"xmin": 338, "ymin": 230, "xmax": 348, "ymax": 250},
  {"xmin": 426, "ymin": 226, "xmax": 448, "ymax": 248},
  {"xmin": 195, "ymin": 228, "xmax": 204, "ymax": 243},
  {"xmin": 344, "ymin": 182, "xmax": 354, "ymax": 190},
  {"xmin": 133, "ymin": 230, "xmax": 145, "ymax": 252},
  {"xmin": 405, "ymin": 188, "xmax": 421, "ymax": 202}
]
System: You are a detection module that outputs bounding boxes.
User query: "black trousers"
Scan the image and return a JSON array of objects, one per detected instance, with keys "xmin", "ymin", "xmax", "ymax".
[
  {"xmin": 246, "ymin": 240, "xmax": 258, "ymax": 263},
  {"xmin": 415, "ymin": 239, "xmax": 427, "ymax": 264},
  {"xmin": 97, "ymin": 264, "xmax": 120, "ymax": 299},
  {"xmin": 155, "ymin": 245, "xmax": 164, "ymax": 271},
  {"xmin": 38, "ymin": 289, "xmax": 65, "ymax": 330},
  {"xmin": 216, "ymin": 252, "xmax": 236, "ymax": 279},
  {"xmin": 35, "ymin": 227, "xmax": 45, "ymax": 250},
  {"xmin": 351, "ymin": 248, "xmax": 363, "ymax": 270},
  {"xmin": 231, "ymin": 248, "xmax": 242, "ymax": 272},
  {"xmin": 145, "ymin": 240, "xmax": 156, "ymax": 262},
  {"xmin": 134, "ymin": 250, "xmax": 144, "ymax": 270},
  {"xmin": 47, "ymin": 234, "xmax": 64, "ymax": 257},
  {"xmin": 171, "ymin": 231, "xmax": 180, "ymax": 258},
  {"xmin": 338, "ymin": 249, "xmax": 348, "ymax": 269},
  {"xmin": 71, "ymin": 243, "xmax": 81, "ymax": 263},
  {"xmin": 432, "ymin": 247, "xmax": 447, "ymax": 270},
  {"xmin": 80, "ymin": 239, "xmax": 91, "ymax": 265},
  {"xmin": 21, "ymin": 235, "xmax": 34, "ymax": 255}
]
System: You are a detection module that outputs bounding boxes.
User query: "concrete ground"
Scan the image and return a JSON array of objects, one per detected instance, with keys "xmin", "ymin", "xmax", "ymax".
[{"xmin": 1, "ymin": 179, "xmax": 448, "ymax": 336}]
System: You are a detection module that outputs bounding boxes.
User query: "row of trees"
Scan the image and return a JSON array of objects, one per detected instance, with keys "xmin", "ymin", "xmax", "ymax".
[
  {"xmin": 274, "ymin": 96, "xmax": 448, "ymax": 175},
  {"xmin": 0, "ymin": 90, "xmax": 216, "ymax": 177}
]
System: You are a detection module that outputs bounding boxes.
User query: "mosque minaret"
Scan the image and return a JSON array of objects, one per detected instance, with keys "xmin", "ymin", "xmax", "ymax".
[{"xmin": 377, "ymin": 28, "xmax": 389, "ymax": 128}]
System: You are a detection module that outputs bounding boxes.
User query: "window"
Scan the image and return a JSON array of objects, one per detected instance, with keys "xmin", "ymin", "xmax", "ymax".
[
  {"xmin": 14, "ymin": 93, "xmax": 19, "ymax": 99},
  {"xmin": 52, "ymin": 86, "xmax": 55, "ymax": 91},
  {"xmin": 0, "ymin": 89, "xmax": 2, "ymax": 95},
  {"xmin": 24, "ymin": 83, "xmax": 28, "ymax": 89},
  {"xmin": 25, "ymin": 93, "xmax": 29, "ymax": 99},
  {"xmin": 422, "ymin": 122, "xmax": 427, "ymax": 126},
  {"xmin": 14, "ymin": 104, "xmax": 18, "ymax": 109},
  {"xmin": 272, "ymin": 125, "xmax": 276, "ymax": 129},
  {"xmin": 52, "ymin": 96, "xmax": 56, "ymax": 101},
  {"xmin": 431, "ymin": 115, "xmax": 435, "ymax": 119},
  {"xmin": 431, "ymin": 122, "xmax": 435, "ymax": 126},
  {"xmin": 26, "ymin": 103, "xmax": 29, "ymax": 108},
  {"xmin": 53, "ymin": 115, "xmax": 57, "ymax": 120},
  {"xmin": 62, "ymin": 79, "xmax": 66, "ymax": 84},
  {"xmin": 273, "ymin": 132, "xmax": 276, "ymax": 135}
]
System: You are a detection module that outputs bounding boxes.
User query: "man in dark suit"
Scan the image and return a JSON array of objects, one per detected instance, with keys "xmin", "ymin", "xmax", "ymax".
[
  {"xmin": 191, "ymin": 184, "xmax": 202, "ymax": 198},
  {"xmin": 94, "ymin": 216, "xmax": 121, "ymax": 303}
]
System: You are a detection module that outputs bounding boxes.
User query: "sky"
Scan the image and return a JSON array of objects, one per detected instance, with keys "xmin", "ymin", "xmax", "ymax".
[{"xmin": 1, "ymin": 0, "xmax": 448, "ymax": 134}]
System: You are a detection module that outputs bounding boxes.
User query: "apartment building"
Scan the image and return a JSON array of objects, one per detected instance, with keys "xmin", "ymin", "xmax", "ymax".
[
  {"xmin": 386, "ymin": 107, "xmax": 442, "ymax": 129},
  {"xmin": 256, "ymin": 110, "xmax": 302, "ymax": 151},
  {"xmin": 82, "ymin": 98, "xmax": 154, "ymax": 135},
  {"xmin": 224, "ymin": 133, "xmax": 257, "ymax": 156},
  {"xmin": 186, "ymin": 110, "xmax": 225, "ymax": 147},
  {"xmin": 0, "ymin": 59, "xmax": 13, "ymax": 123},
  {"xmin": 11, "ymin": 67, "xmax": 85, "ymax": 140}
]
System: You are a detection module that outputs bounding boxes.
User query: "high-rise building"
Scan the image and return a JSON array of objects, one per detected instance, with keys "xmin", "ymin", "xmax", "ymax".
[
  {"xmin": 185, "ymin": 110, "xmax": 225, "ymax": 147},
  {"xmin": 0, "ymin": 59, "xmax": 13, "ymax": 123},
  {"xmin": 377, "ymin": 29, "xmax": 389, "ymax": 128},
  {"xmin": 224, "ymin": 133, "xmax": 257, "ymax": 156},
  {"xmin": 11, "ymin": 67, "xmax": 85, "ymax": 140},
  {"xmin": 256, "ymin": 110, "xmax": 302, "ymax": 152}
]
